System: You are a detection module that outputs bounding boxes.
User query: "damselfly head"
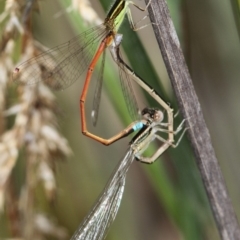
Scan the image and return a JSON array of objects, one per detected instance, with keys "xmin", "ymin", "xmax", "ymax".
[
  {"xmin": 141, "ymin": 107, "xmax": 163, "ymax": 123},
  {"xmin": 154, "ymin": 110, "xmax": 164, "ymax": 123}
]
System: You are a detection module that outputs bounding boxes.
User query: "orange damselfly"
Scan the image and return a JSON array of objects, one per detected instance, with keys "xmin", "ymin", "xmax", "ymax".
[{"xmin": 13, "ymin": 0, "xmax": 152, "ymax": 144}]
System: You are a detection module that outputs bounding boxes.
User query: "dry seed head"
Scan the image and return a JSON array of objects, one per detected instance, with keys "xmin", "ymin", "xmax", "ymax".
[
  {"xmin": 0, "ymin": 0, "xmax": 76, "ymax": 236},
  {"xmin": 0, "ymin": 130, "xmax": 18, "ymax": 210},
  {"xmin": 34, "ymin": 213, "xmax": 68, "ymax": 239}
]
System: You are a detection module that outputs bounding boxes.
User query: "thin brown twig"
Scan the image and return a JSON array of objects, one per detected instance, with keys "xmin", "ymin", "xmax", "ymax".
[{"xmin": 144, "ymin": 0, "xmax": 240, "ymax": 239}]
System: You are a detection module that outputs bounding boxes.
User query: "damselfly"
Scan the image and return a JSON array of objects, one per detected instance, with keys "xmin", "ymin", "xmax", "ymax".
[
  {"xmin": 71, "ymin": 31, "xmax": 187, "ymax": 236},
  {"xmin": 12, "ymin": 0, "xmax": 152, "ymax": 143},
  {"xmin": 70, "ymin": 106, "xmax": 186, "ymax": 240}
]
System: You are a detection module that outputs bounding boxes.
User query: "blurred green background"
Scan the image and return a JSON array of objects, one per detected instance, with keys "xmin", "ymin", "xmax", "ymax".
[{"xmin": 1, "ymin": 0, "xmax": 240, "ymax": 239}]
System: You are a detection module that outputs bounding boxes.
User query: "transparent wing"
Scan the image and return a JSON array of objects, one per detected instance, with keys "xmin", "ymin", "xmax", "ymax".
[
  {"xmin": 70, "ymin": 148, "xmax": 135, "ymax": 240},
  {"xmin": 12, "ymin": 24, "xmax": 107, "ymax": 90},
  {"xmin": 117, "ymin": 49, "xmax": 140, "ymax": 121},
  {"xmin": 91, "ymin": 48, "xmax": 106, "ymax": 126},
  {"xmin": 91, "ymin": 43, "xmax": 140, "ymax": 126}
]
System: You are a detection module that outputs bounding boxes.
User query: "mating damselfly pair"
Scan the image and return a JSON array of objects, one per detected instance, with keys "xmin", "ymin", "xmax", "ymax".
[
  {"xmin": 12, "ymin": 0, "xmax": 186, "ymax": 239},
  {"xmin": 69, "ymin": 35, "xmax": 186, "ymax": 240}
]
